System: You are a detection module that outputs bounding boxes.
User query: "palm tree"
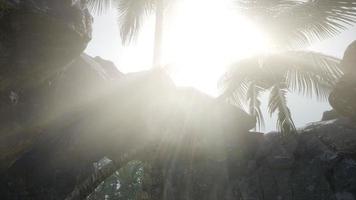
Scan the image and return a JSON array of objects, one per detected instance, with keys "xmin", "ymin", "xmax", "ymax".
[
  {"xmin": 220, "ymin": 0, "xmax": 356, "ymax": 135},
  {"xmin": 87, "ymin": 0, "xmax": 168, "ymax": 66}
]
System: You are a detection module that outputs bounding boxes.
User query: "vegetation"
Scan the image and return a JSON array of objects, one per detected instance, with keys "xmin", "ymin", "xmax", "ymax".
[
  {"xmin": 220, "ymin": 0, "xmax": 356, "ymax": 135},
  {"xmin": 87, "ymin": 161, "xmax": 144, "ymax": 200},
  {"xmin": 0, "ymin": 0, "xmax": 11, "ymax": 14},
  {"xmin": 87, "ymin": 0, "xmax": 170, "ymax": 66},
  {"xmin": 220, "ymin": 52, "xmax": 342, "ymax": 135}
]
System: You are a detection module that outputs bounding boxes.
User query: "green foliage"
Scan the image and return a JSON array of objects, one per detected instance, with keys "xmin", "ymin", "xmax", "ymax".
[{"xmin": 87, "ymin": 160, "xmax": 144, "ymax": 200}]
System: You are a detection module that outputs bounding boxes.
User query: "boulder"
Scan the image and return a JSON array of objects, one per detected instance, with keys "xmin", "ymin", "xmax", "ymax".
[
  {"xmin": 137, "ymin": 118, "xmax": 356, "ymax": 200},
  {"xmin": 329, "ymin": 41, "xmax": 356, "ymax": 120},
  {"xmin": 0, "ymin": 0, "xmax": 93, "ymax": 84},
  {"xmin": 0, "ymin": 59, "xmax": 255, "ymax": 199},
  {"xmin": 0, "ymin": 0, "xmax": 93, "ymax": 172},
  {"xmin": 0, "ymin": 54, "xmax": 118, "ymax": 172},
  {"xmin": 322, "ymin": 109, "xmax": 342, "ymax": 121}
]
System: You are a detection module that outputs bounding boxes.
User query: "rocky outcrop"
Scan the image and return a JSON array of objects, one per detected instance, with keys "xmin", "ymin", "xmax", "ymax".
[
  {"xmin": 136, "ymin": 118, "xmax": 356, "ymax": 200},
  {"xmin": 329, "ymin": 41, "xmax": 356, "ymax": 120},
  {"xmin": 322, "ymin": 110, "xmax": 342, "ymax": 121},
  {"xmin": 0, "ymin": 1, "xmax": 256, "ymax": 198},
  {"xmin": 93, "ymin": 56, "xmax": 124, "ymax": 79},
  {"xmin": 0, "ymin": 0, "xmax": 92, "ymax": 85},
  {"xmin": 0, "ymin": 0, "xmax": 93, "ymax": 171},
  {"xmin": 1, "ymin": 69, "xmax": 256, "ymax": 199},
  {"xmin": 236, "ymin": 119, "xmax": 356, "ymax": 200}
]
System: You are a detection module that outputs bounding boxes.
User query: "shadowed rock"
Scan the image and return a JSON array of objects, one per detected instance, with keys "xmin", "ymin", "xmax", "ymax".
[
  {"xmin": 329, "ymin": 41, "xmax": 356, "ymax": 120},
  {"xmin": 0, "ymin": 0, "xmax": 93, "ymax": 171},
  {"xmin": 0, "ymin": 53, "xmax": 255, "ymax": 199}
]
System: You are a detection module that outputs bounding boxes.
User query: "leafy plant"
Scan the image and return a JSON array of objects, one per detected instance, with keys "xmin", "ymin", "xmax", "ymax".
[
  {"xmin": 237, "ymin": 0, "xmax": 356, "ymax": 49},
  {"xmin": 220, "ymin": 51, "xmax": 342, "ymax": 135},
  {"xmin": 87, "ymin": 0, "xmax": 172, "ymax": 66},
  {"xmin": 220, "ymin": 0, "xmax": 356, "ymax": 135},
  {"xmin": 87, "ymin": 160, "xmax": 144, "ymax": 200}
]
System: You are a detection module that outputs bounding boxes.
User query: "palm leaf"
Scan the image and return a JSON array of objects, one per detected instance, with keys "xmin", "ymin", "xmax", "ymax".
[
  {"xmin": 268, "ymin": 83, "xmax": 296, "ymax": 135},
  {"xmin": 246, "ymin": 82, "xmax": 265, "ymax": 130},
  {"xmin": 219, "ymin": 58, "xmax": 271, "ymax": 109},
  {"xmin": 117, "ymin": 0, "xmax": 156, "ymax": 44},
  {"xmin": 220, "ymin": 51, "xmax": 341, "ymax": 102},
  {"xmin": 278, "ymin": 0, "xmax": 356, "ymax": 48},
  {"xmin": 265, "ymin": 51, "xmax": 342, "ymax": 100},
  {"xmin": 219, "ymin": 51, "xmax": 341, "ymax": 134},
  {"xmin": 87, "ymin": 0, "xmax": 116, "ymax": 14},
  {"xmin": 236, "ymin": 0, "xmax": 356, "ymax": 48}
]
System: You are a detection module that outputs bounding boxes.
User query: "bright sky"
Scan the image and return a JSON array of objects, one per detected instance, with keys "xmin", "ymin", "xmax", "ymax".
[{"xmin": 85, "ymin": 0, "xmax": 356, "ymax": 132}]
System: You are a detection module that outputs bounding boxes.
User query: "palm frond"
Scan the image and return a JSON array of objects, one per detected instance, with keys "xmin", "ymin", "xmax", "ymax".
[
  {"xmin": 236, "ymin": 0, "xmax": 301, "ymax": 16},
  {"xmin": 237, "ymin": 0, "xmax": 356, "ymax": 48},
  {"xmin": 268, "ymin": 83, "xmax": 296, "ymax": 135},
  {"xmin": 219, "ymin": 59, "xmax": 256, "ymax": 108},
  {"xmin": 117, "ymin": 0, "xmax": 156, "ymax": 44},
  {"xmin": 278, "ymin": 0, "xmax": 356, "ymax": 48},
  {"xmin": 266, "ymin": 51, "xmax": 342, "ymax": 100},
  {"xmin": 246, "ymin": 82, "xmax": 265, "ymax": 130},
  {"xmin": 219, "ymin": 51, "xmax": 341, "ymax": 135},
  {"xmin": 87, "ymin": 0, "xmax": 116, "ymax": 14}
]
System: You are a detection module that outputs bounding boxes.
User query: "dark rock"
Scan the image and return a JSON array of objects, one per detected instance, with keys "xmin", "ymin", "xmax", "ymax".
[
  {"xmin": 0, "ymin": 0, "xmax": 93, "ymax": 83},
  {"xmin": 329, "ymin": 41, "xmax": 356, "ymax": 120},
  {"xmin": 0, "ymin": 0, "xmax": 93, "ymax": 172},
  {"xmin": 0, "ymin": 54, "xmax": 118, "ymax": 172},
  {"xmin": 140, "ymin": 117, "xmax": 356, "ymax": 200},
  {"xmin": 340, "ymin": 40, "xmax": 356, "ymax": 74},
  {"xmin": 322, "ymin": 109, "xmax": 342, "ymax": 121},
  {"xmin": 0, "ymin": 61, "xmax": 255, "ymax": 199},
  {"xmin": 235, "ymin": 119, "xmax": 356, "ymax": 200},
  {"xmin": 302, "ymin": 119, "xmax": 356, "ymax": 155}
]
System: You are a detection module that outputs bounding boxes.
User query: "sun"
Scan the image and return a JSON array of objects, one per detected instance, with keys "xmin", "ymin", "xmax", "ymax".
[
  {"xmin": 116, "ymin": 0, "xmax": 270, "ymax": 96},
  {"xmin": 162, "ymin": 0, "xmax": 269, "ymax": 96}
]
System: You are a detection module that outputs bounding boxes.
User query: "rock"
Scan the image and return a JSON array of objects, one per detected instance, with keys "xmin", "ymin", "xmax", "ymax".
[
  {"xmin": 0, "ymin": 0, "xmax": 93, "ymax": 82},
  {"xmin": 137, "ymin": 117, "xmax": 354, "ymax": 200},
  {"xmin": 340, "ymin": 40, "xmax": 356, "ymax": 75},
  {"xmin": 0, "ymin": 54, "xmax": 119, "ymax": 172},
  {"xmin": 0, "ymin": 0, "xmax": 93, "ymax": 172},
  {"xmin": 0, "ymin": 64, "xmax": 255, "ymax": 199},
  {"xmin": 93, "ymin": 56, "xmax": 124, "ymax": 79},
  {"xmin": 322, "ymin": 109, "xmax": 342, "ymax": 121},
  {"xmin": 302, "ymin": 119, "xmax": 356, "ymax": 155},
  {"xmin": 329, "ymin": 41, "xmax": 356, "ymax": 120}
]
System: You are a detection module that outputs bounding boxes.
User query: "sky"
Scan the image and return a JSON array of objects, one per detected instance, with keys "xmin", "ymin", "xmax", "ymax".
[{"xmin": 85, "ymin": 0, "xmax": 356, "ymax": 132}]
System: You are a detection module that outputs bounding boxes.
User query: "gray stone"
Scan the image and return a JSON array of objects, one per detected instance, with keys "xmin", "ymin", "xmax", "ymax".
[{"xmin": 329, "ymin": 41, "xmax": 356, "ymax": 120}]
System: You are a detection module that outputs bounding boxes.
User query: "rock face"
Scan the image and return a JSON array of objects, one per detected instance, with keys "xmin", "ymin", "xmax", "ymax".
[
  {"xmin": 0, "ymin": 65, "xmax": 256, "ymax": 199},
  {"xmin": 0, "ymin": 0, "xmax": 92, "ymax": 81},
  {"xmin": 135, "ymin": 118, "xmax": 356, "ymax": 200},
  {"xmin": 0, "ymin": 0, "xmax": 92, "ymax": 171},
  {"xmin": 329, "ymin": 41, "xmax": 356, "ymax": 120}
]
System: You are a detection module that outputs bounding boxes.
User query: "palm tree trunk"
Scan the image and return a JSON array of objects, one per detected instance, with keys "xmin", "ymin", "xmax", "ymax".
[{"xmin": 153, "ymin": 0, "xmax": 164, "ymax": 67}]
